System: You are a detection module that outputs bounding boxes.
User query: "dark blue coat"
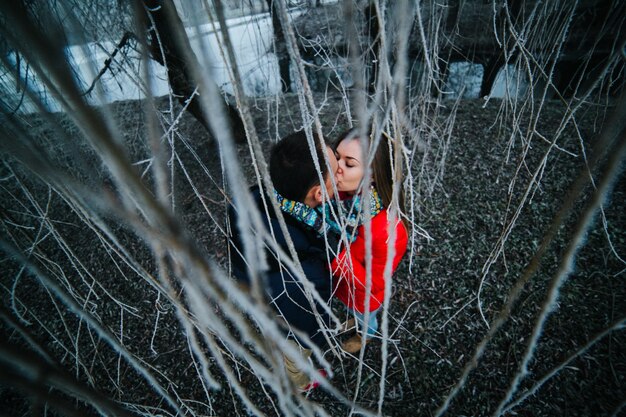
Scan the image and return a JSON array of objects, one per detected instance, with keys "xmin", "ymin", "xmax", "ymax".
[{"xmin": 228, "ymin": 187, "xmax": 332, "ymax": 349}]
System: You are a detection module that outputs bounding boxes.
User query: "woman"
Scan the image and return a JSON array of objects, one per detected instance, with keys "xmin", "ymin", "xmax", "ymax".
[{"xmin": 331, "ymin": 128, "xmax": 409, "ymax": 354}]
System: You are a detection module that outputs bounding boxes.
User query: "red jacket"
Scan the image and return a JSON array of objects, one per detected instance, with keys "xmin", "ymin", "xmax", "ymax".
[{"xmin": 331, "ymin": 208, "xmax": 408, "ymax": 313}]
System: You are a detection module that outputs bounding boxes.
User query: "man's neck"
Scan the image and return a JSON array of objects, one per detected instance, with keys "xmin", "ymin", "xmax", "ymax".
[{"xmin": 302, "ymin": 195, "xmax": 319, "ymax": 208}]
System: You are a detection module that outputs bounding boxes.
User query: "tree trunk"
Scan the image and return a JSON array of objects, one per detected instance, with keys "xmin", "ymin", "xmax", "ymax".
[
  {"xmin": 143, "ymin": 0, "xmax": 246, "ymax": 143},
  {"xmin": 480, "ymin": 54, "xmax": 504, "ymax": 98},
  {"xmin": 364, "ymin": 2, "xmax": 380, "ymax": 95},
  {"xmin": 266, "ymin": 0, "xmax": 291, "ymax": 93}
]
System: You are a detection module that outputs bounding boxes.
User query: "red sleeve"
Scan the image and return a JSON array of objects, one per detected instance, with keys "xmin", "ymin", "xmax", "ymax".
[{"xmin": 332, "ymin": 211, "xmax": 408, "ymax": 294}]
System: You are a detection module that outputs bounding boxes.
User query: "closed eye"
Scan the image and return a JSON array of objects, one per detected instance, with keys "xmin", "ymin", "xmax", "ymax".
[{"xmin": 344, "ymin": 156, "xmax": 359, "ymax": 167}]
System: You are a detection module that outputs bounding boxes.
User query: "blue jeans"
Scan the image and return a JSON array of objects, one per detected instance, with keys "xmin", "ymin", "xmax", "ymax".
[{"xmin": 352, "ymin": 308, "xmax": 380, "ymax": 338}]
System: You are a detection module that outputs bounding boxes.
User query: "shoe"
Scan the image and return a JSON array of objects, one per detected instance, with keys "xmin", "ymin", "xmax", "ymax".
[
  {"xmin": 299, "ymin": 369, "xmax": 328, "ymax": 393},
  {"xmin": 342, "ymin": 333, "xmax": 367, "ymax": 354},
  {"xmin": 340, "ymin": 317, "xmax": 356, "ymax": 332}
]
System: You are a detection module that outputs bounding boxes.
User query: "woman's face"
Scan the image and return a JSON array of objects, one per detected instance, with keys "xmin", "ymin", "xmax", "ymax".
[{"xmin": 335, "ymin": 138, "xmax": 364, "ymax": 193}]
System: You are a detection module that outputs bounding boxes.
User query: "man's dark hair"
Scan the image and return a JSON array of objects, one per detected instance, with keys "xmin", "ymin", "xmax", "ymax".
[{"xmin": 270, "ymin": 131, "xmax": 327, "ymax": 202}]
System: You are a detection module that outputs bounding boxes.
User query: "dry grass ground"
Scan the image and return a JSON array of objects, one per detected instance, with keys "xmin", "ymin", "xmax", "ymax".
[{"xmin": 0, "ymin": 93, "xmax": 624, "ymax": 416}]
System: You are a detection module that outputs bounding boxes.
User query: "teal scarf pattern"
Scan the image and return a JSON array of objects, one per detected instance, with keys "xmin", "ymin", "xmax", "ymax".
[
  {"xmin": 273, "ymin": 190, "xmax": 341, "ymax": 237},
  {"xmin": 273, "ymin": 187, "xmax": 384, "ymax": 243},
  {"xmin": 325, "ymin": 187, "xmax": 384, "ymax": 242}
]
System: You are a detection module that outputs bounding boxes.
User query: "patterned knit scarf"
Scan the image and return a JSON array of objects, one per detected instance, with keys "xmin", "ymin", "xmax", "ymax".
[
  {"xmin": 273, "ymin": 189, "xmax": 340, "ymax": 237},
  {"xmin": 273, "ymin": 187, "xmax": 384, "ymax": 243},
  {"xmin": 331, "ymin": 186, "xmax": 384, "ymax": 241}
]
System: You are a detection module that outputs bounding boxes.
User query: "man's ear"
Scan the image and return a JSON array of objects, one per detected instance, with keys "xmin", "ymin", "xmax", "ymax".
[
  {"xmin": 304, "ymin": 184, "xmax": 322, "ymax": 207},
  {"xmin": 314, "ymin": 184, "xmax": 324, "ymax": 204}
]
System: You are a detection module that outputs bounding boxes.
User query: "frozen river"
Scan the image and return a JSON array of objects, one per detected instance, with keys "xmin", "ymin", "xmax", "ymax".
[{"xmin": 2, "ymin": 5, "xmax": 526, "ymax": 115}]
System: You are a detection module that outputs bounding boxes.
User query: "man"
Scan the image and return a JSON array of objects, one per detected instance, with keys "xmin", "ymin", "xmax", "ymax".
[{"xmin": 228, "ymin": 130, "xmax": 338, "ymax": 390}]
